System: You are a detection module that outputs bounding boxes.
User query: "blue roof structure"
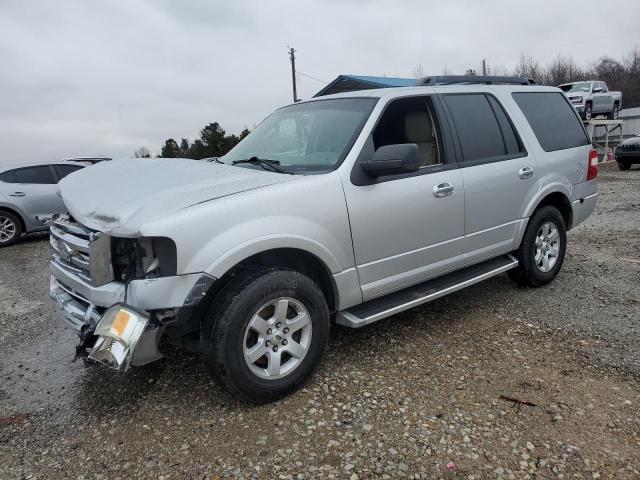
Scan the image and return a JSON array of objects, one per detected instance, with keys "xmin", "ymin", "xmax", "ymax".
[{"xmin": 314, "ymin": 74, "xmax": 414, "ymax": 97}]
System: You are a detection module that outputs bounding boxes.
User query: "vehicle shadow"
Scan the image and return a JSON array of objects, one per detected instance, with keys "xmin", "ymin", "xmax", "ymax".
[{"xmin": 67, "ymin": 275, "xmax": 518, "ymax": 421}]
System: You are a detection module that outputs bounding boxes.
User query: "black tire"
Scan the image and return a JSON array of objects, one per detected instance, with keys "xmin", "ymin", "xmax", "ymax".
[
  {"xmin": 608, "ymin": 103, "xmax": 619, "ymax": 120},
  {"xmin": 0, "ymin": 211, "xmax": 22, "ymax": 247},
  {"xmin": 200, "ymin": 268, "xmax": 330, "ymax": 404},
  {"xmin": 617, "ymin": 161, "xmax": 631, "ymax": 171},
  {"xmin": 508, "ymin": 206, "xmax": 567, "ymax": 287},
  {"xmin": 583, "ymin": 103, "xmax": 592, "ymax": 121}
]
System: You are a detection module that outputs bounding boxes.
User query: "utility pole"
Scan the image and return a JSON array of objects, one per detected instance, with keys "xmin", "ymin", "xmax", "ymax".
[
  {"xmin": 288, "ymin": 47, "xmax": 298, "ymax": 102},
  {"xmin": 482, "ymin": 58, "xmax": 486, "ymax": 76}
]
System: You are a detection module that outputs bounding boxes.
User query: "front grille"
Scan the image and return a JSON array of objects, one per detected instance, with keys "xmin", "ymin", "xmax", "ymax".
[
  {"xmin": 617, "ymin": 144, "xmax": 639, "ymax": 152},
  {"xmin": 50, "ymin": 216, "xmax": 95, "ymax": 283}
]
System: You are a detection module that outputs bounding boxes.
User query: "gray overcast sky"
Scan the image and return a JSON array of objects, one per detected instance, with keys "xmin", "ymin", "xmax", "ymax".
[{"xmin": 1, "ymin": 0, "xmax": 638, "ymax": 163}]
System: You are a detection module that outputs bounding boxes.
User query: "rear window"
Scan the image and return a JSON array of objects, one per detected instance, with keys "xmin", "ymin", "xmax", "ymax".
[{"xmin": 512, "ymin": 92, "xmax": 590, "ymax": 152}]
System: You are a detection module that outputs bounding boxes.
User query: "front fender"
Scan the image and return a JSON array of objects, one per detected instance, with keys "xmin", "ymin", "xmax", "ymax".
[{"xmin": 203, "ymin": 233, "xmax": 343, "ymax": 279}]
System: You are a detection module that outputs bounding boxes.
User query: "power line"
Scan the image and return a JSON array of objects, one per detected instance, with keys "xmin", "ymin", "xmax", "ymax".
[{"xmin": 296, "ymin": 71, "xmax": 328, "ymax": 84}]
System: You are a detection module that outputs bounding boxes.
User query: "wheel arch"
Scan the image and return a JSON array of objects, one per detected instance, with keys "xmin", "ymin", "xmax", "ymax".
[
  {"xmin": 205, "ymin": 247, "xmax": 339, "ymax": 313},
  {"xmin": 534, "ymin": 192, "xmax": 573, "ymax": 229},
  {"xmin": 516, "ymin": 188, "xmax": 573, "ymax": 250},
  {"xmin": 0, "ymin": 206, "xmax": 27, "ymax": 232}
]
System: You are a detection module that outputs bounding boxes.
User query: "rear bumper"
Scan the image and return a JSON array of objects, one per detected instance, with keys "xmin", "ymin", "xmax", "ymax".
[{"xmin": 571, "ymin": 193, "xmax": 597, "ymax": 228}]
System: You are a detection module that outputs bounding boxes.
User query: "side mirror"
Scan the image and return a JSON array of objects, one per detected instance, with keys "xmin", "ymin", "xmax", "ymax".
[
  {"xmin": 593, "ymin": 87, "xmax": 603, "ymax": 93},
  {"xmin": 360, "ymin": 144, "xmax": 420, "ymax": 177}
]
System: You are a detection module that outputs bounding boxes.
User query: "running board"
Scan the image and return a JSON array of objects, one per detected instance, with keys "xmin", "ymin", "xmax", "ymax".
[{"xmin": 336, "ymin": 254, "xmax": 518, "ymax": 328}]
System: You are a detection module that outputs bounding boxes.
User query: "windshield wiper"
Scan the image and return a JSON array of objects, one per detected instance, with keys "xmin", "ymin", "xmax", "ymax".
[{"xmin": 232, "ymin": 156, "xmax": 292, "ymax": 174}]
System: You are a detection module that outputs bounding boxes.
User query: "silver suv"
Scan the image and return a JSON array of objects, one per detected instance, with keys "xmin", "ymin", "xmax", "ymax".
[{"xmin": 49, "ymin": 78, "xmax": 597, "ymax": 403}]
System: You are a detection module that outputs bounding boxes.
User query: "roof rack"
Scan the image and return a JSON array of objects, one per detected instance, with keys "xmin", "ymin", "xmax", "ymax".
[{"xmin": 416, "ymin": 75, "xmax": 536, "ymax": 86}]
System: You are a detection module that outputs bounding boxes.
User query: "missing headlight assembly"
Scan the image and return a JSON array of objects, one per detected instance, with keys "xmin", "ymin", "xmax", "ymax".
[{"xmin": 110, "ymin": 236, "xmax": 177, "ymax": 283}]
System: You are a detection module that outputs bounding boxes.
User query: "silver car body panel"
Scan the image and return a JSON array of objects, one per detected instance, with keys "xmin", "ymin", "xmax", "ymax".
[
  {"xmin": 0, "ymin": 160, "xmax": 85, "ymax": 232},
  {"xmin": 51, "ymin": 84, "xmax": 597, "ymax": 350}
]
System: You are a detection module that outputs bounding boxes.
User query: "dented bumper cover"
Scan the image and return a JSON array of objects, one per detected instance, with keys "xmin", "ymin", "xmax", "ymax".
[{"xmin": 50, "ymin": 264, "xmax": 214, "ymax": 367}]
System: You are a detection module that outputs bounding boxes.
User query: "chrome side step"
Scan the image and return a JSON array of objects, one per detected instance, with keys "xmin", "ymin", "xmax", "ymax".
[{"xmin": 336, "ymin": 254, "xmax": 518, "ymax": 328}]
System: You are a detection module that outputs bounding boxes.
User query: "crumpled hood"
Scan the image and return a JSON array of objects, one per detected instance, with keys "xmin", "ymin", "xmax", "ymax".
[{"xmin": 59, "ymin": 158, "xmax": 295, "ymax": 234}]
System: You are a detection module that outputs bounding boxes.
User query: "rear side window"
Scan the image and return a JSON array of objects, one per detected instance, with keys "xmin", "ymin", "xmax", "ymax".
[
  {"xmin": 54, "ymin": 164, "xmax": 83, "ymax": 180},
  {"xmin": 443, "ymin": 93, "xmax": 523, "ymax": 163},
  {"xmin": 0, "ymin": 166, "xmax": 55, "ymax": 184},
  {"xmin": 512, "ymin": 92, "xmax": 590, "ymax": 152}
]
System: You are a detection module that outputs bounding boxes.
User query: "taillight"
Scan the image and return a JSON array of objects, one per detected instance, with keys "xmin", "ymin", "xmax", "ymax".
[{"xmin": 587, "ymin": 149, "xmax": 598, "ymax": 181}]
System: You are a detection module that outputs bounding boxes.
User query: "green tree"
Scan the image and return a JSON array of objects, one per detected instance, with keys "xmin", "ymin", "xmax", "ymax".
[
  {"xmin": 160, "ymin": 139, "xmax": 181, "ymax": 158},
  {"xmin": 199, "ymin": 122, "xmax": 228, "ymax": 157},
  {"xmin": 188, "ymin": 139, "xmax": 206, "ymax": 159},
  {"xmin": 158, "ymin": 123, "xmax": 251, "ymax": 160},
  {"xmin": 239, "ymin": 128, "xmax": 250, "ymax": 140},
  {"xmin": 179, "ymin": 138, "xmax": 191, "ymax": 157}
]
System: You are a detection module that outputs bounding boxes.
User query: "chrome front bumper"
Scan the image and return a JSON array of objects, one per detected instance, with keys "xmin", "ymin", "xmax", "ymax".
[
  {"xmin": 50, "ymin": 269, "xmax": 212, "ymax": 366},
  {"xmin": 50, "ymin": 266, "xmax": 213, "ymax": 332},
  {"xmin": 50, "ymin": 263, "xmax": 214, "ymax": 367}
]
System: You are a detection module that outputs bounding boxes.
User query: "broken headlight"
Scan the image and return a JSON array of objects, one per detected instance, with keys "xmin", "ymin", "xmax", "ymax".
[
  {"xmin": 111, "ymin": 237, "xmax": 177, "ymax": 283},
  {"xmin": 88, "ymin": 304, "xmax": 149, "ymax": 371}
]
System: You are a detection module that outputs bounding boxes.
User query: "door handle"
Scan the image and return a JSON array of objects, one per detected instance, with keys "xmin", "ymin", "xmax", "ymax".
[
  {"xmin": 518, "ymin": 166, "xmax": 534, "ymax": 179},
  {"xmin": 9, "ymin": 192, "xmax": 26, "ymax": 197},
  {"xmin": 433, "ymin": 182, "xmax": 454, "ymax": 198}
]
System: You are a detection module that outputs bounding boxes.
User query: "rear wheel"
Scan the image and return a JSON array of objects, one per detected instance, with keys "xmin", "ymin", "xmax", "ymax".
[
  {"xmin": 608, "ymin": 104, "xmax": 619, "ymax": 120},
  {"xmin": 200, "ymin": 268, "xmax": 330, "ymax": 403},
  {"xmin": 508, "ymin": 206, "xmax": 567, "ymax": 287},
  {"xmin": 617, "ymin": 161, "xmax": 631, "ymax": 171},
  {"xmin": 0, "ymin": 211, "xmax": 22, "ymax": 247}
]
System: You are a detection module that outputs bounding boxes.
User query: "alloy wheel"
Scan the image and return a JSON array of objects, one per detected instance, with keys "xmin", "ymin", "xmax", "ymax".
[
  {"xmin": 534, "ymin": 221, "xmax": 560, "ymax": 272},
  {"xmin": 243, "ymin": 297, "xmax": 312, "ymax": 380},
  {"xmin": 0, "ymin": 215, "xmax": 16, "ymax": 243}
]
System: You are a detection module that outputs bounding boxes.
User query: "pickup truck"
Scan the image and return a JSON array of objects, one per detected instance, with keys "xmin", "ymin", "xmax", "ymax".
[
  {"xmin": 49, "ymin": 78, "xmax": 598, "ymax": 403},
  {"xmin": 558, "ymin": 80, "xmax": 622, "ymax": 121}
]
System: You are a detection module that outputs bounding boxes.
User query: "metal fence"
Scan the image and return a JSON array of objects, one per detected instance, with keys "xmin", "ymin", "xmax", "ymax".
[{"xmin": 620, "ymin": 107, "xmax": 640, "ymax": 138}]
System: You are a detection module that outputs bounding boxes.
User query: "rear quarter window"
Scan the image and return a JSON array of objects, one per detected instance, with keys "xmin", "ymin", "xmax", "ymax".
[
  {"xmin": 512, "ymin": 92, "xmax": 590, "ymax": 152},
  {"xmin": 54, "ymin": 164, "xmax": 84, "ymax": 180}
]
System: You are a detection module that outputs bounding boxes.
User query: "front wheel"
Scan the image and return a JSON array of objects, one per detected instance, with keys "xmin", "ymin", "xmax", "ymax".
[
  {"xmin": 583, "ymin": 103, "xmax": 592, "ymax": 121},
  {"xmin": 200, "ymin": 268, "xmax": 330, "ymax": 404},
  {"xmin": 508, "ymin": 206, "xmax": 567, "ymax": 287}
]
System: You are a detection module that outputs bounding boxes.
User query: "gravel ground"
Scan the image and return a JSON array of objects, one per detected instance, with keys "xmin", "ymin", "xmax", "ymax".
[{"xmin": 1, "ymin": 164, "xmax": 639, "ymax": 479}]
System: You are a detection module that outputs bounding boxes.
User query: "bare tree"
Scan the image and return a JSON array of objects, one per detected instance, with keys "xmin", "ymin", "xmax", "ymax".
[
  {"xmin": 514, "ymin": 54, "xmax": 542, "ymax": 83},
  {"xmin": 487, "ymin": 62, "xmax": 510, "ymax": 76},
  {"xmin": 133, "ymin": 147, "xmax": 151, "ymax": 158},
  {"xmin": 508, "ymin": 49, "xmax": 640, "ymax": 107}
]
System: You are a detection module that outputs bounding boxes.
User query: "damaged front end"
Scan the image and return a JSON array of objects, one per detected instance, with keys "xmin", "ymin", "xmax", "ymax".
[
  {"xmin": 88, "ymin": 304, "xmax": 149, "ymax": 371},
  {"xmin": 49, "ymin": 214, "xmax": 213, "ymax": 371}
]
